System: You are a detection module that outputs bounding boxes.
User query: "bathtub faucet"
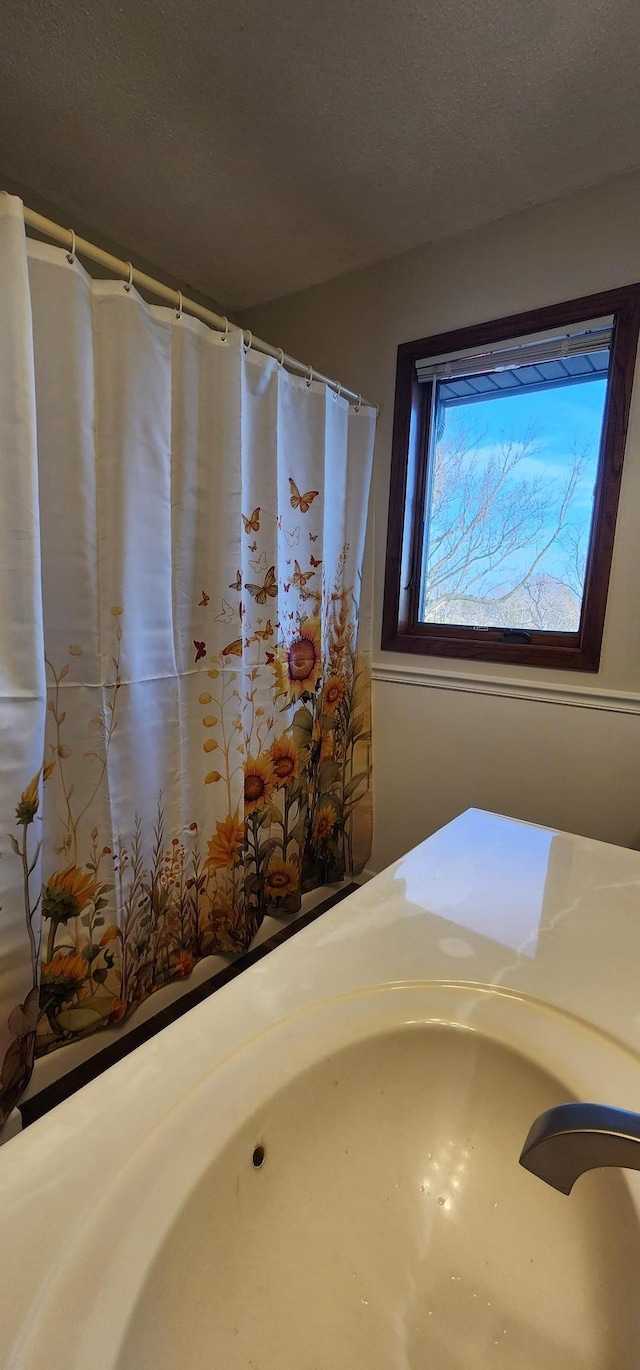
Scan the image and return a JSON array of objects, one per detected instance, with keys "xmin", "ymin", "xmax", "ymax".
[{"xmin": 519, "ymin": 1102, "xmax": 640, "ymax": 1194}]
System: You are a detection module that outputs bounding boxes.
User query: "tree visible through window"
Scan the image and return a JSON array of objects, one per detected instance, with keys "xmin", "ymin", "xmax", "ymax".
[
  {"xmin": 421, "ymin": 375, "xmax": 607, "ymax": 633},
  {"xmin": 383, "ymin": 287, "xmax": 640, "ymax": 671}
]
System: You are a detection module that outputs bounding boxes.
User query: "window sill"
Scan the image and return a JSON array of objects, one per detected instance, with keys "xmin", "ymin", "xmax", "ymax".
[
  {"xmin": 372, "ymin": 659, "xmax": 640, "ymax": 715},
  {"xmin": 380, "ymin": 624, "xmax": 599, "ymax": 671}
]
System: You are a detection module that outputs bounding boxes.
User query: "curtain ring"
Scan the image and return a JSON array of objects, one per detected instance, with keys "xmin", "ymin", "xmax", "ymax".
[
  {"xmin": 334, "ymin": 382, "xmax": 342, "ymax": 400},
  {"xmin": 124, "ymin": 261, "xmax": 134, "ymax": 293},
  {"xmin": 277, "ymin": 347, "xmax": 284, "ymax": 367},
  {"xmin": 243, "ymin": 329, "xmax": 253, "ymax": 354},
  {"xmin": 176, "ymin": 291, "xmax": 183, "ymax": 319},
  {"xmin": 355, "ymin": 394, "xmax": 362, "ymax": 412},
  {"xmin": 220, "ymin": 316, "xmax": 229, "ymax": 342},
  {"xmin": 66, "ymin": 229, "xmax": 76, "ymax": 265},
  {"xmin": 305, "ymin": 364, "xmax": 313, "ymax": 388}
]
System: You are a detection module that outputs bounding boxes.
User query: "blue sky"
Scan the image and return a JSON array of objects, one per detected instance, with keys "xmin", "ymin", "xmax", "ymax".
[{"xmin": 431, "ymin": 375, "xmax": 608, "ymax": 593}]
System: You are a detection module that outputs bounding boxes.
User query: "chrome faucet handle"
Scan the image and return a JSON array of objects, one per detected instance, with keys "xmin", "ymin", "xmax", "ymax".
[{"xmin": 519, "ymin": 1102, "xmax": 640, "ymax": 1195}]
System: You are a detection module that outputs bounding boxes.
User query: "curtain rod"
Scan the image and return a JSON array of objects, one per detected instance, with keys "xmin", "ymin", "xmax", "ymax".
[{"xmin": 20, "ymin": 204, "xmax": 378, "ymax": 413}]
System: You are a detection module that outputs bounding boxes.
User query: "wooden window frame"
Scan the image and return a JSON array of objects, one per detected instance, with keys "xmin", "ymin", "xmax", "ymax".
[{"xmin": 382, "ymin": 285, "xmax": 640, "ymax": 672}]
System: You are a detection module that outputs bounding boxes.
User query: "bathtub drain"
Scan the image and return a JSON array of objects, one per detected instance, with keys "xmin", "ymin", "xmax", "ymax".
[{"xmin": 252, "ymin": 1144, "xmax": 265, "ymax": 1168}]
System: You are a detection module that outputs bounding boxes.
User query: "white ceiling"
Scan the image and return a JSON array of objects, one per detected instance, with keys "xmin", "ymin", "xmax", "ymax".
[{"xmin": 2, "ymin": 0, "xmax": 640, "ymax": 310}]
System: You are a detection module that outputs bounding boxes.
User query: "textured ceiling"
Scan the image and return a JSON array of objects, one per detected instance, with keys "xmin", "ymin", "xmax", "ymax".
[{"xmin": 2, "ymin": 0, "xmax": 640, "ymax": 309}]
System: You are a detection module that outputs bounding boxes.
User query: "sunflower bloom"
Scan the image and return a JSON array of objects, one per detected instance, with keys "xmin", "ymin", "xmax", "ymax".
[
  {"xmin": 42, "ymin": 864, "xmax": 101, "ymax": 925},
  {"xmin": 15, "ymin": 772, "xmax": 40, "ymax": 826},
  {"xmin": 41, "ymin": 952, "xmax": 87, "ymax": 999},
  {"xmin": 313, "ymin": 803, "xmax": 338, "ymax": 845},
  {"xmin": 276, "ymin": 617, "xmax": 322, "ymax": 703},
  {"xmin": 323, "ymin": 675, "xmax": 346, "ymax": 713},
  {"xmin": 172, "ymin": 950, "xmax": 196, "ymax": 977},
  {"xmin": 270, "ymin": 734, "xmax": 299, "ymax": 789},
  {"xmin": 243, "ymin": 753, "xmax": 275, "ymax": 815},
  {"xmin": 205, "ymin": 812, "xmax": 245, "ymax": 870},
  {"xmin": 264, "ymin": 858, "xmax": 298, "ymax": 900}
]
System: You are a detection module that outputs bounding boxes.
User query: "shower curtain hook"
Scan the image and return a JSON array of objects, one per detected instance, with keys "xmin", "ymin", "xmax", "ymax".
[
  {"xmin": 176, "ymin": 291, "xmax": 183, "ymax": 319},
  {"xmin": 306, "ymin": 364, "xmax": 313, "ymax": 387},
  {"xmin": 334, "ymin": 382, "xmax": 342, "ymax": 400},
  {"xmin": 277, "ymin": 347, "xmax": 284, "ymax": 368},
  {"xmin": 124, "ymin": 262, "xmax": 134, "ymax": 293},
  {"xmin": 355, "ymin": 394, "xmax": 362, "ymax": 412},
  {"xmin": 243, "ymin": 330, "xmax": 253, "ymax": 354},
  {"xmin": 220, "ymin": 316, "xmax": 229, "ymax": 342},
  {"xmin": 66, "ymin": 229, "xmax": 76, "ymax": 265}
]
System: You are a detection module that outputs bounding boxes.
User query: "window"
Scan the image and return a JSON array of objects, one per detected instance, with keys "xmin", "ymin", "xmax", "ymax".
[{"xmin": 382, "ymin": 286, "xmax": 640, "ymax": 671}]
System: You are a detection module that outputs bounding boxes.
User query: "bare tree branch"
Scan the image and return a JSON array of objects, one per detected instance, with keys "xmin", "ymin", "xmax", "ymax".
[{"xmin": 423, "ymin": 415, "xmax": 590, "ymax": 631}]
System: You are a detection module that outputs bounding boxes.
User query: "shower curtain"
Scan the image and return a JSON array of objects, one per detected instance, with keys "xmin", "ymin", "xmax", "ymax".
[{"xmin": 0, "ymin": 194, "xmax": 376, "ymax": 1125}]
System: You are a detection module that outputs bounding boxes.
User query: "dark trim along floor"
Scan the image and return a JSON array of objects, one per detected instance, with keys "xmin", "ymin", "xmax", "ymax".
[{"xmin": 18, "ymin": 884, "xmax": 357, "ymax": 1130}]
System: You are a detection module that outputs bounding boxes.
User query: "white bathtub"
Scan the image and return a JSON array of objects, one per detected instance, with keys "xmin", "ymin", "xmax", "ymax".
[{"xmin": 3, "ymin": 809, "xmax": 640, "ymax": 1368}]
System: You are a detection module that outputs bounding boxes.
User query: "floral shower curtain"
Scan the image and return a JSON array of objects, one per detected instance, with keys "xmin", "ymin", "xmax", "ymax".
[{"xmin": 0, "ymin": 194, "xmax": 376, "ymax": 1125}]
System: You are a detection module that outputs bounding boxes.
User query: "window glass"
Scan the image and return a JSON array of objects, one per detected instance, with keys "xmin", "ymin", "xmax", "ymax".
[{"xmin": 420, "ymin": 363, "xmax": 609, "ymax": 632}]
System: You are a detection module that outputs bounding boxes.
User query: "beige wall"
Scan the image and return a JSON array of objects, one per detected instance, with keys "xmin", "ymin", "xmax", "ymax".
[{"xmin": 242, "ymin": 169, "xmax": 640, "ymax": 868}]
